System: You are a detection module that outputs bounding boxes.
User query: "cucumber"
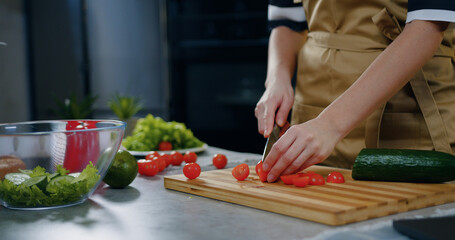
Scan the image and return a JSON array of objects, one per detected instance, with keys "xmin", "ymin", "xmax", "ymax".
[
  {"xmin": 23, "ymin": 175, "xmax": 48, "ymax": 191},
  {"xmin": 352, "ymin": 148, "xmax": 455, "ymax": 183},
  {"xmin": 4, "ymin": 173, "xmax": 31, "ymax": 185},
  {"xmin": 46, "ymin": 175, "xmax": 75, "ymax": 193}
]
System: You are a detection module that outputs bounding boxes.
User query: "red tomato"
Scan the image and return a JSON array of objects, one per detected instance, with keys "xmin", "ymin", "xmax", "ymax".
[
  {"xmin": 309, "ymin": 173, "xmax": 325, "ymax": 185},
  {"xmin": 160, "ymin": 153, "xmax": 172, "ymax": 167},
  {"xmin": 183, "ymin": 163, "xmax": 201, "ymax": 179},
  {"xmin": 212, "ymin": 154, "xmax": 227, "ymax": 169},
  {"xmin": 280, "ymin": 174, "xmax": 299, "ymax": 185},
  {"xmin": 255, "ymin": 162, "xmax": 269, "ymax": 182},
  {"xmin": 152, "ymin": 156, "xmax": 166, "ymax": 172},
  {"xmin": 158, "ymin": 141, "xmax": 173, "ymax": 151},
  {"xmin": 183, "ymin": 151, "xmax": 197, "ymax": 163},
  {"xmin": 137, "ymin": 159, "xmax": 159, "ymax": 176},
  {"xmin": 145, "ymin": 151, "xmax": 160, "ymax": 160},
  {"xmin": 170, "ymin": 151, "xmax": 184, "ymax": 166},
  {"xmin": 232, "ymin": 163, "xmax": 250, "ymax": 181},
  {"xmin": 292, "ymin": 176, "xmax": 310, "ymax": 187},
  {"xmin": 327, "ymin": 171, "xmax": 345, "ymax": 183}
]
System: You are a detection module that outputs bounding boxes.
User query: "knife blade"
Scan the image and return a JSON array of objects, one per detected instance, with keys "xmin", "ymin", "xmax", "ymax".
[{"xmin": 261, "ymin": 122, "xmax": 290, "ymax": 162}]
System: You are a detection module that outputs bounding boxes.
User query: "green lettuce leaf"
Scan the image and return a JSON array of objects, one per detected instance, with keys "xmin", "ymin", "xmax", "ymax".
[{"xmin": 122, "ymin": 114, "xmax": 205, "ymax": 151}]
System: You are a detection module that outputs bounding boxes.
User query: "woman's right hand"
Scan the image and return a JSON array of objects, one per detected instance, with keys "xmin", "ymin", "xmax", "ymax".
[
  {"xmin": 255, "ymin": 76, "xmax": 294, "ymax": 137},
  {"xmin": 256, "ymin": 26, "xmax": 305, "ymax": 137}
]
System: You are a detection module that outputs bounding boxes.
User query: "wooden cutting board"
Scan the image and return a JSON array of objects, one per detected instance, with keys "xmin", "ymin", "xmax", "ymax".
[{"xmin": 164, "ymin": 165, "xmax": 455, "ymax": 226}]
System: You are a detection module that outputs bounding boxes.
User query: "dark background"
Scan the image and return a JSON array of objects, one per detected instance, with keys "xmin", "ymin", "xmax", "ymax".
[{"xmin": 0, "ymin": 0, "xmax": 270, "ymax": 154}]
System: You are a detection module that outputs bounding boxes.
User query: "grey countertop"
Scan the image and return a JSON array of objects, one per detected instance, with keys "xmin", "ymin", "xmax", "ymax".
[{"xmin": 1, "ymin": 146, "xmax": 454, "ymax": 240}]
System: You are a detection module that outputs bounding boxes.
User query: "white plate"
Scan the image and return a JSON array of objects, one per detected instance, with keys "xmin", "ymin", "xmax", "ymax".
[{"xmin": 123, "ymin": 143, "xmax": 208, "ymax": 157}]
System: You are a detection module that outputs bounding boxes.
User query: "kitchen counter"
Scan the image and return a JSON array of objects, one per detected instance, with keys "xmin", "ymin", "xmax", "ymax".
[{"xmin": 1, "ymin": 146, "xmax": 454, "ymax": 240}]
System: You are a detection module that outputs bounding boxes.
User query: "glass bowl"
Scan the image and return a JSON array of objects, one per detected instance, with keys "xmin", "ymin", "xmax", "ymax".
[{"xmin": 0, "ymin": 120, "xmax": 126, "ymax": 210}]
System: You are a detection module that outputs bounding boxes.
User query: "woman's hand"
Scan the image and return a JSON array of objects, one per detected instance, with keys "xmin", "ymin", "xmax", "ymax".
[
  {"xmin": 262, "ymin": 118, "xmax": 340, "ymax": 182},
  {"xmin": 255, "ymin": 78, "xmax": 294, "ymax": 137},
  {"xmin": 255, "ymin": 26, "xmax": 305, "ymax": 137}
]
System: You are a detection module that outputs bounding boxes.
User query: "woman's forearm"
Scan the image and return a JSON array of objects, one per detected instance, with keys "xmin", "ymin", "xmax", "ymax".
[
  {"xmin": 318, "ymin": 20, "xmax": 447, "ymax": 142},
  {"xmin": 266, "ymin": 26, "xmax": 306, "ymax": 87}
]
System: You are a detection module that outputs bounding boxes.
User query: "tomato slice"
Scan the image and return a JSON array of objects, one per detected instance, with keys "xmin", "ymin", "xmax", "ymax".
[
  {"xmin": 183, "ymin": 162, "xmax": 201, "ymax": 179},
  {"xmin": 183, "ymin": 151, "xmax": 198, "ymax": 163},
  {"xmin": 212, "ymin": 154, "xmax": 228, "ymax": 169},
  {"xmin": 292, "ymin": 176, "xmax": 310, "ymax": 187},
  {"xmin": 280, "ymin": 174, "xmax": 299, "ymax": 185},
  {"xmin": 232, "ymin": 163, "xmax": 250, "ymax": 181},
  {"xmin": 255, "ymin": 162, "xmax": 269, "ymax": 182},
  {"xmin": 327, "ymin": 171, "xmax": 345, "ymax": 183},
  {"xmin": 137, "ymin": 159, "xmax": 159, "ymax": 176},
  {"xmin": 309, "ymin": 173, "xmax": 325, "ymax": 185}
]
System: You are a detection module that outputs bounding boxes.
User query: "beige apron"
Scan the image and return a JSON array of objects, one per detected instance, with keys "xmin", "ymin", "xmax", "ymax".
[{"xmin": 291, "ymin": 0, "xmax": 455, "ymax": 169}]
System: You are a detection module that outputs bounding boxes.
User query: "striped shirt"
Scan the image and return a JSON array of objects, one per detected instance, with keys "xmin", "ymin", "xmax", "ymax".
[{"xmin": 268, "ymin": 0, "xmax": 455, "ymax": 31}]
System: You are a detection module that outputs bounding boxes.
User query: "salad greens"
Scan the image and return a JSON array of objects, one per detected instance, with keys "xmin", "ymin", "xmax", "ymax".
[
  {"xmin": 0, "ymin": 162, "xmax": 100, "ymax": 207},
  {"xmin": 122, "ymin": 114, "xmax": 205, "ymax": 151}
]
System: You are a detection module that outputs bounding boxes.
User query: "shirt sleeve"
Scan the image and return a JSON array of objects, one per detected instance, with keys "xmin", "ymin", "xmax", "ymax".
[
  {"xmin": 268, "ymin": 0, "xmax": 307, "ymax": 32},
  {"xmin": 407, "ymin": 0, "xmax": 455, "ymax": 27}
]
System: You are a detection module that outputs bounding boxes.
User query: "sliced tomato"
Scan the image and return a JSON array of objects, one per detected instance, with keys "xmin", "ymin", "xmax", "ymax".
[
  {"xmin": 292, "ymin": 176, "xmax": 310, "ymax": 187},
  {"xmin": 183, "ymin": 151, "xmax": 197, "ymax": 163},
  {"xmin": 137, "ymin": 159, "xmax": 159, "ymax": 176},
  {"xmin": 183, "ymin": 162, "xmax": 201, "ymax": 179},
  {"xmin": 170, "ymin": 151, "xmax": 184, "ymax": 166},
  {"xmin": 232, "ymin": 163, "xmax": 250, "ymax": 181},
  {"xmin": 255, "ymin": 162, "xmax": 269, "ymax": 182},
  {"xmin": 309, "ymin": 173, "xmax": 325, "ymax": 185},
  {"xmin": 280, "ymin": 174, "xmax": 299, "ymax": 185},
  {"xmin": 327, "ymin": 171, "xmax": 345, "ymax": 183}
]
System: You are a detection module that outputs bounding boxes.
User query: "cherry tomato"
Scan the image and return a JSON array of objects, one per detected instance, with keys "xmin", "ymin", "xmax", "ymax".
[
  {"xmin": 160, "ymin": 153, "xmax": 172, "ymax": 167},
  {"xmin": 183, "ymin": 151, "xmax": 197, "ymax": 163},
  {"xmin": 158, "ymin": 141, "xmax": 173, "ymax": 151},
  {"xmin": 280, "ymin": 174, "xmax": 299, "ymax": 185},
  {"xmin": 293, "ymin": 176, "xmax": 310, "ymax": 187},
  {"xmin": 152, "ymin": 156, "xmax": 166, "ymax": 172},
  {"xmin": 212, "ymin": 154, "xmax": 227, "ymax": 169},
  {"xmin": 137, "ymin": 159, "xmax": 159, "ymax": 176},
  {"xmin": 255, "ymin": 162, "xmax": 269, "ymax": 182},
  {"xmin": 170, "ymin": 151, "xmax": 184, "ymax": 166},
  {"xmin": 232, "ymin": 163, "xmax": 250, "ymax": 181},
  {"xmin": 183, "ymin": 162, "xmax": 201, "ymax": 179},
  {"xmin": 309, "ymin": 173, "xmax": 325, "ymax": 185},
  {"xmin": 145, "ymin": 151, "xmax": 160, "ymax": 160},
  {"xmin": 327, "ymin": 171, "xmax": 345, "ymax": 183}
]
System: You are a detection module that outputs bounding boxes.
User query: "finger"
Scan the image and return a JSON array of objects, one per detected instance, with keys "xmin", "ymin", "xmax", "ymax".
[
  {"xmin": 261, "ymin": 104, "xmax": 277, "ymax": 138},
  {"xmin": 255, "ymin": 105, "xmax": 265, "ymax": 135},
  {"xmin": 280, "ymin": 148, "xmax": 314, "ymax": 176},
  {"xmin": 262, "ymin": 131, "xmax": 295, "ymax": 172},
  {"xmin": 265, "ymin": 136, "xmax": 299, "ymax": 182},
  {"xmin": 275, "ymin": 97, "xmax": 293, "ymax": 127},
  {"xmin": 297, "ymin": 155, "xmax": 324, "ymax": 172}
]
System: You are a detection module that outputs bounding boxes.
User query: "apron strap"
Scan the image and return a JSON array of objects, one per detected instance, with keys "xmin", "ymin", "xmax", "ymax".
[
  {"xmin": 369, "ymin": 8, "xmax": 452, "ymax": 152},
  {"xmin": 409, "ymin": 71, "xmax": 452, "ymax": 152}
]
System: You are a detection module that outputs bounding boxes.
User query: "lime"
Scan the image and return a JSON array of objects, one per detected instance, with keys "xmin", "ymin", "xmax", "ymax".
[{"xmin": 103, "ymin": 150, "xmax": 138, "ymax": 188}]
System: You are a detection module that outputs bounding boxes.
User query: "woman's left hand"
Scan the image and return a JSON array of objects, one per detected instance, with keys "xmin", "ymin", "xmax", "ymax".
[{"xmin": 261, "ymin": 118, "xmax": 339, "ymax": 182}]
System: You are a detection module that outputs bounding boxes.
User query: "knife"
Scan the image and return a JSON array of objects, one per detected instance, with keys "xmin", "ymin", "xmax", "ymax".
[{"xmin": 261, "ymin": 122, "xmax": 290, "ymax": 162}]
